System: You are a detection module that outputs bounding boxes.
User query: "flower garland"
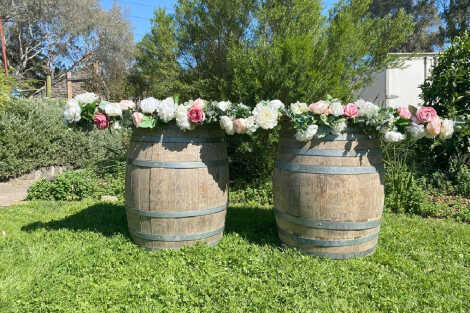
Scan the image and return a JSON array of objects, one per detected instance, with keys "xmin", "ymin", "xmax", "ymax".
[{"xmin": 64, "ymin": 92, "xmax": 457, "ymax": 143}]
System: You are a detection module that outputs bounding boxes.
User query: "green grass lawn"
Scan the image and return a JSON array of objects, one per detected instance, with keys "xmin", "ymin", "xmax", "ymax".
[{"xmin": 0, "ymin": 201, "xmax": 469, "ymax": 313}]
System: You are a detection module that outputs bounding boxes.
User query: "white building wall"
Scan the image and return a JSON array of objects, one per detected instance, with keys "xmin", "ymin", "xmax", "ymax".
[{"xmin": 358, "ymin": 53, "xmax": 438, "ymax": 108}]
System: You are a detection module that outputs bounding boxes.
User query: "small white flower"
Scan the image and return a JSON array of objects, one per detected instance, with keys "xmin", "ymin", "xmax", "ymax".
[
  {"xmin": 112, "ymin": 121, "xmax": 122, "ymax": 129},
  {"xmin": 64, "ymin": 99, "xmax": 81, "ymax": 123},
  {"xmin": 220, "ymin": 116, "xmax": 235, "ymax": 135},
  {"xmin": 329, "ymin": 101, "xmax": 344, "ymax": 117},
  {"xmin": 384, "ymin": 131, "xmax": 406, "ymax": 143},
  {"xmin": 268, "ymin": 99, "xmax": 285, "ymax": 111},
  {"xmin": 74, "ymin": 92, "xmax": 99, "ymax": 105},
  {"xmin": 245, "ymin": 116, "xmax": 258, "ymax": 135},
  {"xmin": 356, "ymin": 99, "xmax": 379, "ymax": 118},
  {"xmin": 253, "ymin": 102, "xmax": 279, "ymax": 130},
  {"xmin": 157, "ymin": 97, "xmax": 177, "ymax": 122},
  {"xmin": 440, "ymin": 119, "xmax": 454, "ymax": 139},
  {"xmin": 405, "ymin": 123, "xmax": 426, "ymax": 139},
  {"xmin": 139, "ymin": 97, "xmax": 160, "ymax": 114},
  {"xmin": 290, "ymin": 102, "xmax": 309, "ymax": 115},
  {"xmin": 175, "ymin": 105, "xmax": 194, "ymax": 131},
  {"xmin": 103, "ymin": 102, "xmax": 122, "ymax": 117},
  {"xmin": 217, "ymin": 101, "xmax": 232, "ymax": 112},
  {"xmin": 295, "ymin": 125, "xmax": 318, "ymax": 142}
]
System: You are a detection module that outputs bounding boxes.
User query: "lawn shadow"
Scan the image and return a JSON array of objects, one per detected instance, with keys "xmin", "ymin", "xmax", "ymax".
[
  {"xmin": 21, "ymin": 202, "xmax": 281, "ymax": 247},
  {"xmin": 225, "ymin": 205, "xmax": 280, "ymax": 247},
  {"xmin": 21, "ymin": 202, "xmax": 130, "ymax": 238}
]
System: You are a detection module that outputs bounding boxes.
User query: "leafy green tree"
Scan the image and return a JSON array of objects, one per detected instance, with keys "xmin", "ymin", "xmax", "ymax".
[
  {"xmin": 229, "ymin": 0, "xmax": 414, "ymax": 105},
  {"xmin": 440, "ymin": 0, "xmax": 470, "ymax": 43},
  {"xmin": 174, "ymin": 0, "xmax": 259, "ymax": 100},
  {"xmin": 368, "ymin": 0, "xmax": 442, "ymax": 52},
  {"xmin": 1, "ymin": 0, "xmax": 134, "ymax": 94},
  {"xmin": 132, "ymin": 9, "xmax": 185, "ymax": 99}
]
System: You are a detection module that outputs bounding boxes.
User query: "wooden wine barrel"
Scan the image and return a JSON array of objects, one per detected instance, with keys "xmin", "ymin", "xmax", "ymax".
[
  {"xmin": 273, "ymin": 129, "xmax": 384, "ymax": 259},
  {"xmin": 125, "ymin": 125, "xmax": 228, "ymax": 250}
]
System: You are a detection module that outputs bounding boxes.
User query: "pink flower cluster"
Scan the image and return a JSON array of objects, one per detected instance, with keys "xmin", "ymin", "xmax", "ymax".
[
  {"xmin": 397, "ymin": 105, "xmax": 442, "ymax": 137},
  {"xmin": 343, "ymin": 103, "xmax": 358, "ymax": 118},
  {"xmin": 187, "ymin": 98, "xmax": 206, "ymax": 124}
]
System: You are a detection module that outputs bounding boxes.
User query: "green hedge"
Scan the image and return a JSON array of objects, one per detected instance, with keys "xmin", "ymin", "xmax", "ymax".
[{"xmin": 0, "ymin": 98, "xmax": 129, "ymax": 181}]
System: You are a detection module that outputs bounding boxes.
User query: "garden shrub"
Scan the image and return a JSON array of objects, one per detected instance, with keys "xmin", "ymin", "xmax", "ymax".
[
  {"xmin": 27, "ymin": 168, "xmax": 125, "ymax": 201},
  {"xmin": 229, "ymin": 180, "xmax": 273, "ymax": 206},
  {"xmin": 0, "ymin": 98, "xmax": 130, "ymax": 181},
  {"xmin": 420, "ymin": 31, "xmax": 470, "ymax": 170}
]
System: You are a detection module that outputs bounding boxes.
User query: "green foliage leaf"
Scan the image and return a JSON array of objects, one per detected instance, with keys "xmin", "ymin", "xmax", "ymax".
[{"xmin": 138, "ymin": 115, "xmax": 156, "ymax": 129}]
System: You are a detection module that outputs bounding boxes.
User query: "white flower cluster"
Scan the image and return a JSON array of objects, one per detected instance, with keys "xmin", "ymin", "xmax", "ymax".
[
  {"xmin": 295, "ymin": 125, "xmax": 319, "ymax": 142},
  {"xmin": 175, "ymin": 102, "xmax": 194, "ymax": 131},
  {"xmin": 64, "ymin": 99, "xmax": 81, "ymax": 123},
  {"xmin": 252, "ymin": 100, "xmax": 283, "ymax": 130},
  {"xmin": 74, "ymin": 92, "xmax": 99, "ymax": 105},
  {"xmin": 356, "ymin": 99, "xmax": 379, "ymax": 118}
]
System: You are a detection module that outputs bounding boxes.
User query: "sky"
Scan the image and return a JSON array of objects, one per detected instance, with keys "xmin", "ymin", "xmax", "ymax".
[{"xmin": 100, "ymin": 0, "xmax": 338, "ymax": 42}]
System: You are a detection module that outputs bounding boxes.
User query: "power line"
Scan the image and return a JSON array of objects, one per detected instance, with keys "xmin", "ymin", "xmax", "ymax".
[{"xmin": 129, "ymin": 15, "xmax": 151, "ymax": 21}]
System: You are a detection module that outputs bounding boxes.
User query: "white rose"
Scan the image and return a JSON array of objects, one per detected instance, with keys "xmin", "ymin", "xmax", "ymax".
[
  {"xmin": 103, "ymin": 102, "xmax": 122, "ymax": 117},
  {"xmin": 440, "ymin": 119, "xmax": 454, "ymax": 139},
  {"xmin": 331, "ymin": 119, "xmax": 347, "ymax": 135},
  {"xmin": 217, "ymin": 101, "xmax": 232, "ymax": 112},
  {"xmin": 74, "ymin": 92, "xmax": 99, "ymax": 105},
  {"xmin": 405, "ymin": 123, "xmax": 426, "ymax": 139},
  {"xmin": 356, "ymin": 99, "xmax": 379, "ymax": 118},
  {"xmin": 219, "ymin": 116, "xmax": 235, "ymax": 135},
  {"xmin": 245, "ymin": 116, "xmax": 258, "ymax": 135},
  {"xmin": 64, "ymin": 99, "xmax": 81, "ymax": 123},
  {"xmin": 329, "ymin": 101, "xmax": 344, "ymax": 117},
  {"xmin": 119, "ymin": 100, "xmax": 136, "ymax": 111},
  {"xmin": 384, "ymin": 131, "xmax": 406, "ymax": 143},
  {"xmin": 139, "ymin": 97, "xmax": 160, "ymax": 114},
  {"xmin": 268, "ymin": 100, "xmax": 285, "ymax": 111},
  {"xmin": 175, "ymin": 105, "xmax": 194, "ymax": 131},
  {"xmin": 290, "ymin": 102, "xmax": 309, "ymax": 115},
  {"xmin": 253, "ymin": 102, "xmax": 279, "ymax": 130},
  {"xmin": 295, "ymin": 125, "xmax": 318, "ymax": 142},
  {"xmin": 157, "ymin": 97, "xmax": 177, "ymax": 122}
]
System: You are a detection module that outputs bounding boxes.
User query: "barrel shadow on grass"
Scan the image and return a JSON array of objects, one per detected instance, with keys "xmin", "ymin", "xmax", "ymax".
[
  {"xmin": 225, "ymin": 205, "xmax": 280, "ymax": 247},
  {"xmin": 21, "ymin": 203, "xmax": 130, "ymax": 238}
]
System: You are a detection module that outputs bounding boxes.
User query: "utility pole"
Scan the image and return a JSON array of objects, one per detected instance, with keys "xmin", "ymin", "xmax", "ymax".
[{"xmin": 0, "ymin": 17, "xmax": 8, "ymax": 76}]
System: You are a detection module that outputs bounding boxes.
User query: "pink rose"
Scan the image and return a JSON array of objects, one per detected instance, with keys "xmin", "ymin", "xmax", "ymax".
[
  {"xmin": 192, "ymin": 98, "xmax": 204, "ymax": 110},
  {"xmin": 397, "ymin": 106, "xmax": 411, "ymax": 120},
  {"xmin": 187, "ymin": 107, "xmax": 205, "ymax": 124},
  {"xmin": 233, "ymin": 118, "xmax": 247, "ymax": 134},
  {"xmin": 343, "ymin": 103, "xmax": 358, "ymax": 118},
  {"xmin": 132, "ymin": 112, "xmax": 144, "ymax": 128},
  {"xmin": 93, "ymin": 113, "xmax": 109, "ymax": 130},
  {"xmin": 309, "ymin": 100, "xmax": 329, "ymax": 115},
  {"xmin": 416, "ymin": 106, "xmax": 437, "ymax": 124},
  {"xmin": 425, "ymin": 117, "xmax": 441, "ymax": 137}
]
